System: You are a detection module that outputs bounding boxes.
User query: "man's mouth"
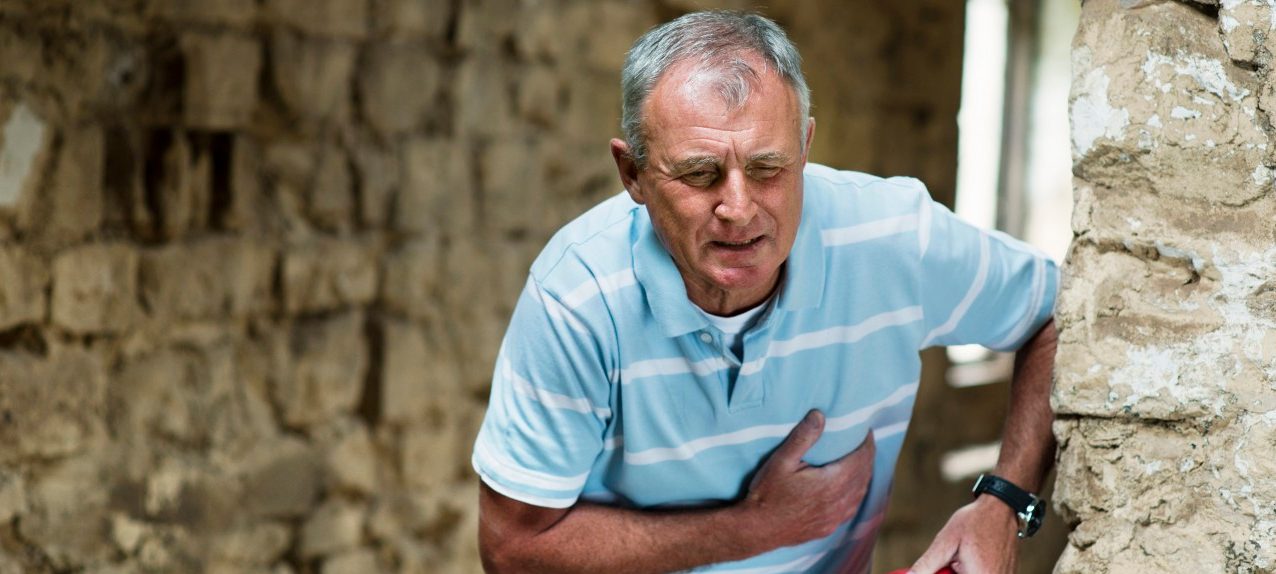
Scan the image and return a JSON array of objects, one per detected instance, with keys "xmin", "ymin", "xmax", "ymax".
[{"xmin": 711, "ymin": 236, "xmax": 764, "ymax": 250}]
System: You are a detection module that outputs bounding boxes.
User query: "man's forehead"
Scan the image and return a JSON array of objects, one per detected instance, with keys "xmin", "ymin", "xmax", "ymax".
[{"xmin": 647, "ymin": 57, "xmax": 781, "ymax": 110}]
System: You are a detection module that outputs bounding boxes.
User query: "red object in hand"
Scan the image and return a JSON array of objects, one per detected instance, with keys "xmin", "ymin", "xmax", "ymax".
[{"xmin": 886, "ymin": 568, "xmax": 956, "ymax": 574}]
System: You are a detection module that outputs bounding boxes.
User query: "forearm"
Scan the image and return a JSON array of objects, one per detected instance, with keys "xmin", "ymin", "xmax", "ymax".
[
  {"xmin": 480, "ymin": 484, "xmax": 774, "ymax": 574},
  {"xmin": 496, "ymin": 502, "xmax": 760, "ymax": 573},
  {"xmin": 993, "ymin": 318, "xmax": 1058, "ymax": 492}
]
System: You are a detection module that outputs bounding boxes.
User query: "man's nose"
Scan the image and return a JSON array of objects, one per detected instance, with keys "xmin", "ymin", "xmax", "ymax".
[{"xmin": 714, "ymin": 173, "xmax": 757, "ymax": 225}]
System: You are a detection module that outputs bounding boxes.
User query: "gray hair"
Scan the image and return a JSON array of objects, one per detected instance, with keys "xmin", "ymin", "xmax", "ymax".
[{"xmin": 620, "ymin": 11, "xmax": 811, "ymax": 167}]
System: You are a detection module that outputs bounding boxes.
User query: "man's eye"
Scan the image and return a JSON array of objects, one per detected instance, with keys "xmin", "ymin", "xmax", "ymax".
[
  {"xmin": 750, "ymin": 166, "xmax": 781, "ymax": 179},
  {"xmin": 682, "ymin": 171, "xmax": 717, "ymax": 186}
]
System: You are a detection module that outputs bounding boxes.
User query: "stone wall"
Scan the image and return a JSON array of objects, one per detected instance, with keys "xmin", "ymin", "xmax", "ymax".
[
  {"xmin": 1056, "ymin": 0, "xmax": 1276, "ymax": 571},
  {"xmin": 0, "ymin": 1, "xmax": 979, "ymax": 572}
]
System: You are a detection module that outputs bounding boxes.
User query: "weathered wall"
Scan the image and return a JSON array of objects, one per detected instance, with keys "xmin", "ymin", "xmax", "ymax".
[
  {"xmin": 1056, "ymin": 0, "xmax": 1276, "ymax": 571},
  {"xmin": 0, "ymin": 0, "xmax": 985, "ymax": 572}
]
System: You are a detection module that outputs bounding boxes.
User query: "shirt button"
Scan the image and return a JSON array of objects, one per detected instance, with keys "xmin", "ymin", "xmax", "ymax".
[{"xmin": 699, "ymin": 332, "xmax": 713, "ymax": 344}]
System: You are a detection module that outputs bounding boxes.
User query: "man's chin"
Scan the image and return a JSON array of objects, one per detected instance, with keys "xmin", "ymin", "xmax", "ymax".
[{"xmin": 706, "ymin": 265, "xmax": 781, "ymax": 296}]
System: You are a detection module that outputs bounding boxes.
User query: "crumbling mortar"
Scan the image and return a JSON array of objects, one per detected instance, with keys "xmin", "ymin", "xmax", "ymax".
[{"xmin": 1070, "ymin": 233, "xmax": 1217, "ymax": 281}]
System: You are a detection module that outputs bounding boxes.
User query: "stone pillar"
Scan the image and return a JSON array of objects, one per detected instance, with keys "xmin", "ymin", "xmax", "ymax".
[{"xmin": 1056, "ymin": 0, "xmax": 1276, "ymax": 571}]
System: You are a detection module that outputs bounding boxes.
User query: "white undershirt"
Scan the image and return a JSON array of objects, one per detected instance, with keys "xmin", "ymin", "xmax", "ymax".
[{"xmin": 697, "ymin": 296, "xmax": 772, "ymax": 360}]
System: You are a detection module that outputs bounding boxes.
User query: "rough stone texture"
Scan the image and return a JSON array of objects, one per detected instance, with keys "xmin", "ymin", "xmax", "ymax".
[
  {"xmin": 1055, "ymin": 1, "xmax": 1276, "ymax": 572},
  {"xmin": 0, "ymin": 1, "xmax": 997, "ymax": 572},
  {"xmin": 269, "ymin": 32, "xmax": 357, "ymax": 123},
  {"xmin": 21, "ymin": 123, "xmax": 105, "ymax": 245},
  {"xmin": 266, "ymin": 0, "xmax": 369, "ymax": 40},
  {"xmin": 276, "ymin": 311, "xmax": 369, "ymax": 428},
  {"xmin": 282, "ymin": 239, "xmax": 377, "ymax": 314},
  {"xmin": 140, "ymin": 238, "xmax": 275, "ymax": 320},
  {"xmin": 322, "ymin": 548, "xmax": 379, "ymax": 574},
  {"xmin": 151, "ymin": 0, "xmax": 258, "ymax": 26},
  {"xmin": 323, "ymin": 421, "xmax": 379, "ymax": 495},
  {"xmin": 395, "ymin": 137, "xmax": 474, "ymax": 235},
  {"xmin": 299, "ymin": 499, "xmax": 364, "ymax": 558},
  {"xmin": 359, "ymin": 42, "xmax": 440, "ymax": 137},
  {"xmin": 0, "ymin": 245, "xmax": 49, "ymax": 329},
  {"xmin": 0, "ymin": 347, "xmax": 105, "ymax": 463},
  {"xmin": 51, "ymin": 243, "xmax": 140, "ymax": 334},
  {"xmin": 380, "ymin": 237, "xmax": 443, "ymax": 322},
  {"xmin": 180, "ymin": 32, "xmax": 261, "ymax": 130},
  {"xmin": 238, "ymin": 437, "xmax": 321, "ymax": 519}
]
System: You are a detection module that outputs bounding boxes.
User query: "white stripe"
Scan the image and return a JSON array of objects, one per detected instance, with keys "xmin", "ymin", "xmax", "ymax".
[
  {"xmin": 822, "ymin": 214, "xmax": 918, "ymax": 247},
  {"xmin": 621, "ymin": 356, "xmax": 731, "ymax": 383},
  {"xmin": 625, "ymin": 390, "xmax": 916, "ymax": 466},
  {"xmin": 473, "ymin": 439, "xmax": 590, "ymax": 491},
  {"xmin": 603, "ymin": 435, "xmax": 623, "ymax": 451},
  {"xmin": 918, "ymin": 198, "xmax": 933, "ymax": 257},
  {"xmin": 626, "ymin": 421, "xmax": 792, "ymax": 465},
  {"xmin": 741, "ymin": 307, "xmax": 923, "ymax": 376},
  {"xmin": 922, "ymin": 232, "xmax": 990, "ymax": 347},
  {"xmin": 527, "ymin": 280, "xmax": 590, "ymax": 334},
  {"xmin": 505, "ymin": 359, "xmax": 611, "ymax": 419},
  {"xmin": 561, "ymin": 269, "xmax": 637, "ymax": 309},
  {"xmin": 694, "ymin": 551, "xmax": 829, "ymax": 574},
  {"xmin": 875, "ymin": 420, "xmax": 910, "ymax": 440},
  {"xmin": 990, "ymin": 257, "xmax": 1046, "ymax": 350},
  {"xmin": 825, "ymin": 383, "xmax": 918, "ymax": 432},
  {"xmin": 622, "ymin": 309, "xmax": 920, "ymax": 384},
  {"xmin": 476, "ymin": 468, "xmax": 578, "ymax": 508}
]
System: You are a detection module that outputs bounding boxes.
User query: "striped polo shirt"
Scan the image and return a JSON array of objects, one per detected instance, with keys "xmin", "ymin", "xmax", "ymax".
[{"xmin": 472, "ymin": 163, "xmax": 1058, "ymax": 573}]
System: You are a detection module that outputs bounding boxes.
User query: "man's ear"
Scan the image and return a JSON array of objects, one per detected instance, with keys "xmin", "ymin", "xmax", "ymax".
[
  {"xmin": 610, "ymin": 138, "xmax": 646, "ymax": 204},
  {"xmin": 800, "ymin": 117, "xmax": 816, "ymax": 164}
]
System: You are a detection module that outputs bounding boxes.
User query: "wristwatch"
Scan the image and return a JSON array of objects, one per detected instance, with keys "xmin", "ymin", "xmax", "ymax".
[{"xmin": 971, "ymin": 473, "xmax": 1045, "ymax": 539}]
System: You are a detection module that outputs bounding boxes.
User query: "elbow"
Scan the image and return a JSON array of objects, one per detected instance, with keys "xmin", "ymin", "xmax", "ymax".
[
  {"xmin": 478, "ymin": 482, "xmax": 571, "ymax": 572},
  {"xmin": 480, "ymin": 524, "xmax": 534, "ymax": 574},
  {"xmin": 479, "ymin": 534, "xmax": 513, "ymax": 573},
  {"xmin": 481, "ymin": 549, "xmax": 518, "ymax": 573}
]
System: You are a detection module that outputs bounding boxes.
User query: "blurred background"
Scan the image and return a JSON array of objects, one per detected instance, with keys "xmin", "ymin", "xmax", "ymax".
[{"xmin": 0, "ymin": 0, "xmax": 1077, "ymax": 572}]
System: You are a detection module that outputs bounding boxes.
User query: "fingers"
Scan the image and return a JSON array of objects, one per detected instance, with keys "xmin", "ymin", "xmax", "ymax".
[
  {"xmin": 909, "ymin": 528, "xmax": 959, "ymax": 574},
  {"xmin": 770, "ymin": 410, "xmax": 825, "ymax": 468}
]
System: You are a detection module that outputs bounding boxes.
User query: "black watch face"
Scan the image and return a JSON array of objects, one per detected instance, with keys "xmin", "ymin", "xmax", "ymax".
[{"xmin": 1022, "ymin": 504, "xmax": 1044, "ymax": 536}]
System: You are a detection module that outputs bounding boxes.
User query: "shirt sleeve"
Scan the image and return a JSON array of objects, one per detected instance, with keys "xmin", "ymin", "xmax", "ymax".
[
  {"xmin": 471, "ymin": 276, "xmax": 613, "ymax": 508},
  {"xmin": 916, "ymin": 195, "xmax": 1058, "ymax": 351}
]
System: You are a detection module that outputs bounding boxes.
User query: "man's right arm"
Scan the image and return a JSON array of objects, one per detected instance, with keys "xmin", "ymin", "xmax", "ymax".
[{"xmin": 479, "ymin": 410, "xmax": 876, "ymax": 574}]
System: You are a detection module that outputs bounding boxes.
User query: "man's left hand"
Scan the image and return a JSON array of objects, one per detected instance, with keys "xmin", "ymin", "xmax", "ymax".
[{"xmin": 908, "ymin": 495, "xmax": 1020, "ymax": 574}]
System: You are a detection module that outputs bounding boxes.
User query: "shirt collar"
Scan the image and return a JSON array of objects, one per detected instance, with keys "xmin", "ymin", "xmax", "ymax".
[
  {"xmin": 631, "ymin": 188, "xmax": 826, "ymax": 338},
  {"xmin": 632, "ymin": 213, "xmax": 711, "ymax": 338}
]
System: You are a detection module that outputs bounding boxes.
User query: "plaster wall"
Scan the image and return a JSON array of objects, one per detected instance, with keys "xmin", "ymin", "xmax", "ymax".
[{"xmin": 1056, "ymin": 0, "xmax": 1276, "ymax": 571}]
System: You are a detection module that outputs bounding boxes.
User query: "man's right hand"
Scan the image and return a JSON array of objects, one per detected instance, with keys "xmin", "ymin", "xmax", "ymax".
[
  {"xmin": 479, "ymin": 410, "xmax": 876, "ymax": 573},
  {"xmin": 738, "ymin": 409, "xmax": 876, "ymax": 550}
]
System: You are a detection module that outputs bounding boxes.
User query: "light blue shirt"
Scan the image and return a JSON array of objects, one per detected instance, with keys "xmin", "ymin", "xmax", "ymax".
[{"xmin": 472, "ymin": 163, "xmax": 1058, "ymax": 573}]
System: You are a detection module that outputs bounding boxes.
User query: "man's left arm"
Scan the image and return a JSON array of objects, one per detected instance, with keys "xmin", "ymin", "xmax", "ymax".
[{"xmin": 909, "ymin": 318, "xmax": 1058, "ymax": 574}]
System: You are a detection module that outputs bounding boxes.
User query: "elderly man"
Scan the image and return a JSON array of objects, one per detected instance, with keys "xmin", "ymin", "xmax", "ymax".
[{"xmin": 473, "ymin": 10, "xmax": 1057, "ymax": 574}]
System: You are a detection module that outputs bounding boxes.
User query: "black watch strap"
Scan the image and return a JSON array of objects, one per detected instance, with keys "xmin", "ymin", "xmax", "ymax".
[
  {"xmin": 972, "ymin": 473, "xmax": 1045, "ymax": 538},
  {"xmin": 973, "ymin": 473, "xmax": 1033, "ymax": 510}
]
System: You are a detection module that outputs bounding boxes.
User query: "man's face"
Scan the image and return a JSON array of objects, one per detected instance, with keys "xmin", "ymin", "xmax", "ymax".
[{"xmin": 613, "ymin": 59, "xmax": 812, "ymax": 314}]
